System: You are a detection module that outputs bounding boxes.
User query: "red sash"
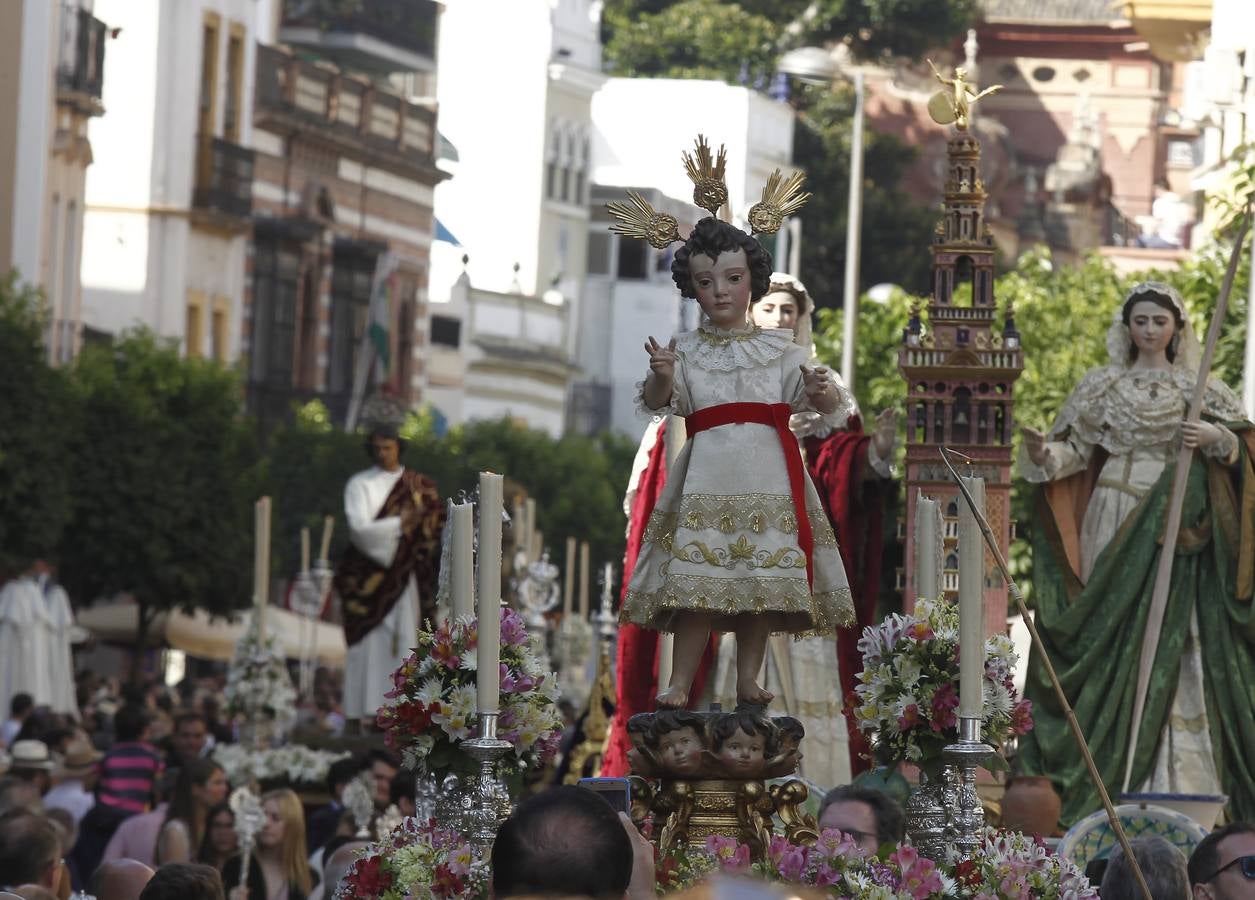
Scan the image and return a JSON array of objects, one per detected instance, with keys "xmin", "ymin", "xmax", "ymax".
[{"xmin": 684, "ymin": 402, "xmax": 814, "ymax": 588}]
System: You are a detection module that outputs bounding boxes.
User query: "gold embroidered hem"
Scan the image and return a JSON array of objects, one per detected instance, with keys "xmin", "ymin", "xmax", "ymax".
[
  {"xmin": 643, "ymin": 494, "xmax": 838, "ymax": 546},
  {"xmin": 621, "ymin": 575, "xmax": 853, "ymax": 636}
]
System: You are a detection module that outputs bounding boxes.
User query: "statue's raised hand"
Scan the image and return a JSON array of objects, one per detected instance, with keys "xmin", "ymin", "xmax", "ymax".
[{"xmin": 644, "ymin": 336, "xmax": 677, "ymax": 381}]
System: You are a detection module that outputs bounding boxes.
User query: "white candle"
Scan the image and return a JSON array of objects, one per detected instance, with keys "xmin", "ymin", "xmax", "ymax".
[
  {"xmin": 512, "ymin": 500, "xmax": 525, "ymax": 554},
  {"xmin": 915, "ymin": 491, "xmax": 938, "ymax": 602},
  {"xmin": 256, "ymin": 496, "xmax": 272, "ymax": 633},
  {"xmin": 524, "ymin": 498, "xmax": 537, "ymax": 560},
  {"xmin": 253, "ymin": 500, "xmax": 264, "ymax": 610},
  {"xmin": 601, "ymin": 562, "xmax": 613, "ymax": 614},
  {"xmin": 300, "ymin": 527, "xmax": 310, "ymax": 575},
  {"xmin": 957, "ymin": 476, "xmax": 986, "ymax": 719},
  {"xmin": 563, "ymin": 537, "xmax": 576, "ymax": 615},
  {"xmin": 531, "ymin": 529, "xmax": 544, "ymax": 563},
  {"xmin": 476, "ymin": 472, "xmax": 503, "ymax": 714},
  {"xmin": 578, "ymin": 541, "xmax": 590, "ymax": 617},
  {"xmin": 318, "ymin": 515, "xmax": 334, "ymax": 561},
  {"xmin": 450, "ymin": 502, "xmax": 475, "ymax": 621}
]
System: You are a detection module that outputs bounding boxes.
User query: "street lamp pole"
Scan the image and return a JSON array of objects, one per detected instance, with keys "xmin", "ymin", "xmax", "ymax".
[{"xmin": 841, "ymin": 70, "xmax": 865, "ymax": 390}]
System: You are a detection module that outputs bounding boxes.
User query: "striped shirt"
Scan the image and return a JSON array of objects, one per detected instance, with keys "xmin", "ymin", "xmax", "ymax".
[{"xmin": 97, "ymin": 741, "xmax": 163, "ymax": 814}]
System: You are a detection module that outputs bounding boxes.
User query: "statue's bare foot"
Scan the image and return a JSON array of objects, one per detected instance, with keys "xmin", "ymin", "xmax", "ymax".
[
  {"xmin": 655, "ymin": 686, "xmax": 689, "ymax": 709},
  {"xmin": 737, "ymin": 680, "xmax": 774, "ymax": 705}
]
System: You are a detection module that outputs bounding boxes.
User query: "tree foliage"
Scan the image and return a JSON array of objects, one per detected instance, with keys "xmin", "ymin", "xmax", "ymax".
[
  {"xmin": 58, "ymin": 331, "xmax": 261, "ymax": 644},
  {"xmin": 0, "ymin": 274, "xmax": 75, "ymax": 578}
]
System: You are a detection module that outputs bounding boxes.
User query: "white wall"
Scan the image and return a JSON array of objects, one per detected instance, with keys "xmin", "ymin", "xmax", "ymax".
[
  {"xmin": 82, "ymin": 0, "xmax": 260, "ymax": 349},
  {"xmin": 11, "ymin": 0, "xmax": 58, "ymax": 284}
]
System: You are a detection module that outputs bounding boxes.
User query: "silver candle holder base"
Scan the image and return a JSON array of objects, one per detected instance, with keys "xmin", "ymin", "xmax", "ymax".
[
  {"xmin": 460, "ymin": 711, "xmax": 513, "ymax": 846},
  {"xmin": 906, "ymin": 715, "xmax": 994, "ymax": 861}
]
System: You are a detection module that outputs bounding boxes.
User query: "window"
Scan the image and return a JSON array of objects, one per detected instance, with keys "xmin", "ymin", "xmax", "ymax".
[
  {"xmin": 617, "ymin": 238, "xmax": 648, "ymax": 280},
  {"xmin": 431, "ymin": 314, "xmax": 461, "ymax": 348},
  {"xmin": 586, "ymin": 231, "xmax": 612, "ymax": 275},
  {"xmin": 250, "ymin": 232, "xmax": 300, "ymax": 387},
  {"xmin": 212, "ymin": 298, "xmax": 230, "ymax": 363},
  {"xmin": 1031, "ymin": 66, "xmax": 1056, "ymax": 83},
  {"xmin": 329, "ymin": 244, "xmax": 379, "ymax": 396},
  {"xmin": 199, "ymin": 14, "xmax": 220, "ymax": 138},
  {"xmin": 224, "ymin": 25, "xmax": 245, "ymax": 141},
  {"xmin": 187, "ymin": 291, "xmax": 207, "ymax": 357}
]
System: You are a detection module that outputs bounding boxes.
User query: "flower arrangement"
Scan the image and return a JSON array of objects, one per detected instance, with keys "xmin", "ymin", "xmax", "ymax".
[
  {"xmin": 851, "ymin": 598, "xmax": 1033, "ymax": 775},
  {"xmin": 334, "ymin": 816, "xmax": 490, "ymax": 900},
  {"xmin": 224, "ymin": 613, "xmax": 298, "ymax": 739},
  {"xmin": 375, "ymin": 608, "xmax": 563, "ymax": 778},
  {"xmin": 657, "ymin": 829, "xmax": 1096, "ymax": 899},
  {"xmin": 211, "ymin": 743, "xmax": 352, "ymax": 788}
]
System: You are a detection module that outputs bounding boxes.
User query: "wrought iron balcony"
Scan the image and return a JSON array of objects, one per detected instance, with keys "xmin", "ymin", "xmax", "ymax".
[
  {"xmin": 278, "ymin": 0, "xmax": 438, "ymax": 75},
  {"xmin": 56, "ymin": 8, "xmax": 107, "ymax": 114},
  {"xmin": 193, "ymin": 135, "xmax": 255, "ymax": 226}
]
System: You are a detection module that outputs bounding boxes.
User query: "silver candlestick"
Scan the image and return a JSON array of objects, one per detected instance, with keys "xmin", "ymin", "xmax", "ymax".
[
  {"xmin": 460, "ymin": 711, "xmax": 513, "ymax": 846},
  {"xmin": 942, "ymin": 714, "xmax": 994, "ymax": 859}
]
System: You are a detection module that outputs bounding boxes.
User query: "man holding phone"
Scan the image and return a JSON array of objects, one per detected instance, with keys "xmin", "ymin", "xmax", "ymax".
[{"xmin": 492, "ymin": 786, "xmax": 654, "ymax": 899}]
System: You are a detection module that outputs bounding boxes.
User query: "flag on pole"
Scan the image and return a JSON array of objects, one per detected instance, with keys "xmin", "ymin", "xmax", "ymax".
[{"xmin": 345, "ymin": 251, "xmax": 399, "ymax": 431}]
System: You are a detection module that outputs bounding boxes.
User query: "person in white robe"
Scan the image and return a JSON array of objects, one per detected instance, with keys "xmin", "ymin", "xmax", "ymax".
[
  {"xmin": 334, "ymin": 424, "xmax": 445, "ymax": 726},
  {"xmin": 0, "ymin": 573, "xmax": 52, "ymax": 716}
]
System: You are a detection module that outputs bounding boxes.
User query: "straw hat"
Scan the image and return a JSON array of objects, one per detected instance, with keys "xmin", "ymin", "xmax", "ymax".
[
  {"xmin": 9, "ymin": 739, "xmax": 55, "ymax": 772},
  {"xmin": 59, "ymin": 739, "xmax": 103, "ymax": 778}
]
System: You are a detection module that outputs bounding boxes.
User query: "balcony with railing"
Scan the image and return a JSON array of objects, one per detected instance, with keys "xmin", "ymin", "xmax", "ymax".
[
  {"xmin": 192, "ymin": 135, "xmax": 255, "ymax": 229},
  {"xmin": 254, "ymin": 44, "xmax": 437, "ymax": 178},
  {"xmin": 278, "ymin": 0, "xmax": 438, "ymax": 75},
  {"xmin": 56, "ymin": 7, "xmax": 107, "ymax": 115}
]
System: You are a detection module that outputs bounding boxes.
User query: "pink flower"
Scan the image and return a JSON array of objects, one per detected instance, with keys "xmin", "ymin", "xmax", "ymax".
[
  {"xmin": 891, "ymin": 845, "xmax": 944, "ymax": 899},
  {"xmin": 500, "ymin": 609, "xmax": 529, "ymax": 646},
  {"xmin": 499, "ymin": 665, "xmax": 538, "ymax": 694},
  {"xmin": 930, "ymin": 682, "xmax": 959, "ymax": 732},
  {"xmin": 775, "ymin": 844, "xmax": 809, "ymax": 882},
  {"xmin": 898, "ymin": 703, "xmax": 921, "ymax": 731},
  {"xmin": 1011, "ymin": 699, "xmax": 1034, "ymax": 735},
  {"xmin": 431, "ymin": 633, "xmax": 460, "ymax": 669},
  {"xmin": 907, "ymin": 621, "xmax": 935, "ymax": 642},
  {"xmin": 816, "ymin": 827, "xmax": 862, "ymax": 860},
  {"xmin": 705, "ymin": 835, "xmax": 751, "ymax": 873}
]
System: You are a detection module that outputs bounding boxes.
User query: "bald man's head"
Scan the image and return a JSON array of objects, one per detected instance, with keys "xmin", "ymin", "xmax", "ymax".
[
  {"xmin": 89, "ymin": 859, "xmax": 155, "ymax": 900},
  {"xmin": 323, "ymin": 840, "xmax": 371, "ymax": 897}
]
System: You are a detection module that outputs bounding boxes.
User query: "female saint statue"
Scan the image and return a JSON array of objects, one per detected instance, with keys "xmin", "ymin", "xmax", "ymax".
[{"xmin": 1016, "ymin": 282, "xmax": 1255, "ymax": 826}]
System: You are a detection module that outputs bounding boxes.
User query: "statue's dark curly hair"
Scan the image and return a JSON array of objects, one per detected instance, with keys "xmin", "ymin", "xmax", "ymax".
[
  {"xmin": 671, "ymin": 217, "xmax": 773, "ymax": 302},
  {"xmin": 1121, "ymin": 288, "xmax": 1185, "ymax": 363}
]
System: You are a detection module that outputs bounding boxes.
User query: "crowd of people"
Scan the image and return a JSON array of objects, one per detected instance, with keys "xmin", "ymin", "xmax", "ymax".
[
  {"xmin": 0, "ymin": 675, "xmax": 408, "ymax": 900},
  {"xmin": 3, "ymin": 673, "xmax": 1251, "ymax": 900}
]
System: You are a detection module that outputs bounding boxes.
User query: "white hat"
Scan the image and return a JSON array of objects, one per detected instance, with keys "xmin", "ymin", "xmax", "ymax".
[{"xmin": 9, "ymin": 739, "xmax": 55, "ymax": 771}]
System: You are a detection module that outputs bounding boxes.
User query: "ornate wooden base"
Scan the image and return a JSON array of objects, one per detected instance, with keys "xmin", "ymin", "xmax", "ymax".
[{"xmin": 629, "ymin": 776, "xmax": 819, "ymax": 860}]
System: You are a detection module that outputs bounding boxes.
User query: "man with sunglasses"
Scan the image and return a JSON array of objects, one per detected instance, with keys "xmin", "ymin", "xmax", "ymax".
[
  {"xmin": 818, "ymin": 785, "xmax": 905, "ymax": 854},
  {"xmin": 1189, "ymin": 823, "xmax": 1255, "ymax": 899}
]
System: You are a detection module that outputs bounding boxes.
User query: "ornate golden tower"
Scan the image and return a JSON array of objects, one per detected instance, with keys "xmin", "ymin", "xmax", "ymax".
[{"xmin": 898, "ymin": 111, "xmax": 1022, "ymax": 628}]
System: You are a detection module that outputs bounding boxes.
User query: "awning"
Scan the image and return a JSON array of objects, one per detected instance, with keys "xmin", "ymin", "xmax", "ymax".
[{"xmin": 76, "ymin": 603, "xmax": 346, "ymax": 665}]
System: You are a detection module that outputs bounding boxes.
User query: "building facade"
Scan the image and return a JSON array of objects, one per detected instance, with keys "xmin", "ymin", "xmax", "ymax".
[
  {"xmin": 0, "ymin": 0, "xmax": 107, "ymax": 364},
  {"xmin": 80, "ymin": 0, "xmax": 260, "ymax": 364}
]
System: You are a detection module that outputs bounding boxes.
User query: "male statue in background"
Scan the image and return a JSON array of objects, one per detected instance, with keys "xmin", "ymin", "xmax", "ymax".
[{"xmin": 334, "ymin": 422, "xmax": 445, "ymax": 729}]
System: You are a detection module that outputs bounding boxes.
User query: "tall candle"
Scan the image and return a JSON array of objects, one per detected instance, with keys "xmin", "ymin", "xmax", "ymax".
[
  {"xmin": 256, "ymin": 496, "xmax": 272, "ymax": 632},
  {"xmin": 915, "ymin": 492, "xmax": 938, "ymax": 603},
  {"xmin": 450, "ymin": 502, "xmax": 475, "ymax": 621},
  {"xmin": 476, "ymin": 472, "xmax": 503, "ymax": 714},
  {"xmin": 957, "ymin": 476, "xmax": 986, "ymax": 719},
  {"xmin": 524, "ymin": 498, "xmax": 537, "ymax": 560},
  {"xmin": 318, "ymin": 515, "xmax": 334, "ymax": 561},
  {"xmin": 300, "ymin": 527, "xmax": 310, "ymax": 575},
  {"xmin": 578, "ymin": 541, "xmax": 590, "ymax": 617},
  {"xmin": 601, "ymin": 562, "xmax": 613, "ymax": 614},
  {"xmin": 531, "ymin": 530, "xmax": 544, "ymax": 564},
  {"xmin": 563, "ymin": 536, "xmax": 576, "ymax": 615},
  {"xmin": 511, "ymin": 500, "xmax": 525, "ymax": 554}
]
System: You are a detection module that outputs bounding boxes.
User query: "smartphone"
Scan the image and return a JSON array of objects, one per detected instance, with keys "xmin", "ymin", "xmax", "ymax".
[{"xmin": 578, "ymin": 777, "xmax": 632, "ymax": 815}]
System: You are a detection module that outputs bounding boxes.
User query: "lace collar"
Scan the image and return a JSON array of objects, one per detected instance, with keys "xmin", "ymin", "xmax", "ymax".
[{"xmin": 678, "ymin": 322, "xmax": 796, "ymax": 372}]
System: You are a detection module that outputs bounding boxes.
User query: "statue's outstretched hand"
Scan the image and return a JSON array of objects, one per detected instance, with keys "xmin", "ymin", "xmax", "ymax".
[{"xmin": 1021, "ymin": 426, "xmax": 1050, "ymax": 466}]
